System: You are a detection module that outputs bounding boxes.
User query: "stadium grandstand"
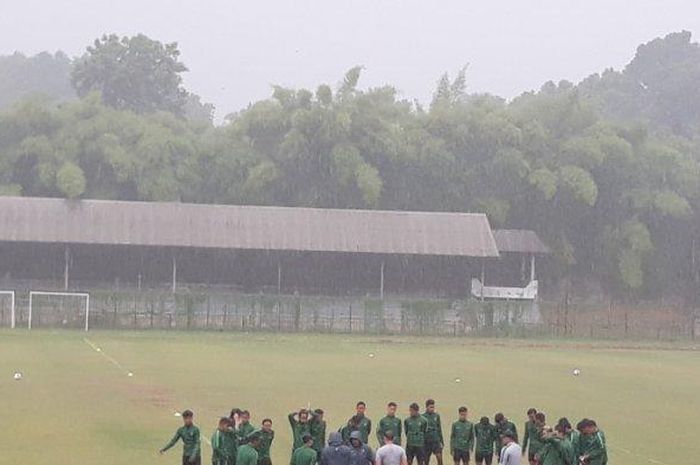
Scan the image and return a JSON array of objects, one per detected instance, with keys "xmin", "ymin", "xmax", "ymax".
[{"xmin": 0, "ymin": 196, "xmax": 548, "ymax": 331}]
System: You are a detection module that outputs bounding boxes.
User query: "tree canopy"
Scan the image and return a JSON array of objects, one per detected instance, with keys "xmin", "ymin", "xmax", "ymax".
[
  {"xmin": 2, "ymin": 31, "xmax": 700, "ymax": 304},
  {"xmin": 0, "ymin": 51, "xmax": 74, "ymax": 109},
  {"xmin": 71, "ymin": 34, "xmax": 190, "ymax": 115}
]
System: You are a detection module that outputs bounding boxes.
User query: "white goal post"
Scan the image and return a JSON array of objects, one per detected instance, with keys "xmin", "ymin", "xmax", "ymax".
[
  {"xmin": 0, "ymin": 291, "xmax": 16, "ymax": 329},
  {"xmin": 28, "ymin": 291, "xmax": 90, "ymax": 331}
]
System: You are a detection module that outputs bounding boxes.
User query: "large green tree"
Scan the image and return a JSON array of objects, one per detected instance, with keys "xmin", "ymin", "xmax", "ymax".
[
  {"xmin": 71, "ymin": 34, "xmax": 189, "ymax": 115},
  {"xmin": 580, "ymin": 31, "xmax": 700, "ymax": 137}
]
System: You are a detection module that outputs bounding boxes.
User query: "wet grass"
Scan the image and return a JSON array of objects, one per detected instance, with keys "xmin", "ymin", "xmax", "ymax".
[{"xmin": 2, "ymin": 330, "xmax": 697, "ymax": 465}]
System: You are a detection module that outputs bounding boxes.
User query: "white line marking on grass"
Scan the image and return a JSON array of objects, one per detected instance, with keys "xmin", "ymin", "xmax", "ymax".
[
  {"xmin": 84, "ymin": 339, "xmax": 211, "ymax": 454},
  {"xmin": 83, "ymin": 338, "xmax": 131, "ymax": 376}
]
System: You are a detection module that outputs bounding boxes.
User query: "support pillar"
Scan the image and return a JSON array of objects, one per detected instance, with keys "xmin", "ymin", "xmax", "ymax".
[
  {"xmin": 63, "ymin": 246, "xmax": 70, "ymax": 290},
  {"xmin": 480, "ymin": 259, "xmax": 485, "ymax": 301},
  {"xmin": 277, "ymin": 261, "xmax": 282, "ymax": 294},
  {"xmin": 138, "ymin": 255, "xmax": 144, "ymax": 291},
  {"xmin": 171, "ymin": 254, "xmax": 177, "ymax": 293},
  {"xmin": 380, "ymin": 260, "xmax": 385, "ymax": 300}
]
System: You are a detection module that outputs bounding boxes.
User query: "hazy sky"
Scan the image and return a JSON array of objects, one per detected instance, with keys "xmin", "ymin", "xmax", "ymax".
[{"xmin": 2, "ymin": 0, "xmax": 699, "ymax": 118}]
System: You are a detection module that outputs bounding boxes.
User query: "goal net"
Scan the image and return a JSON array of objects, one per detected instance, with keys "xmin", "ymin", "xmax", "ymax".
[
  {"xmin": 28, "ymin": 291, "xmax": 90, "ymax": 331},
  {"xmin": 0, "ymin": 291, "xmax": 15, "ymax": 328}
]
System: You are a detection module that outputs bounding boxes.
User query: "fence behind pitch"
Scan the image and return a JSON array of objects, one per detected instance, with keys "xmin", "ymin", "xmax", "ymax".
[
  {"xmin": 65, "ymin": 288, "xmax": 700, "ymax": 340},
  {"xmin": 2, "ymin": 286, "xmax": 697, "ymax": 340}
]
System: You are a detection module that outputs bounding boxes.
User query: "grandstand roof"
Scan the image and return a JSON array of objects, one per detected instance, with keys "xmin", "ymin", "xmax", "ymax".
[
  {"xmin": 493, "ymin": 229, "xmax": 550, "ymax": 254},
  {"xmin": 0, "ymin": 196, "xmax": 500, "ymax": 257}
]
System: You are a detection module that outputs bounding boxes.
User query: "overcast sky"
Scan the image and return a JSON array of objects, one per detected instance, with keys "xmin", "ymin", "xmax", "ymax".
[{"xmin": 2, "ymin": 0, "xmax": 699, "ymax": 119}]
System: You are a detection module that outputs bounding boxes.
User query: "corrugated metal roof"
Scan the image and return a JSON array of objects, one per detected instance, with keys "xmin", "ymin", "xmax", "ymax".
[
  {"xmin": 0, "ymin": 196, "xmax": 499, "ymax": 257},
  {"xmin": 493, "ymin": 229, "xmax": 549, "ymax": 254}
]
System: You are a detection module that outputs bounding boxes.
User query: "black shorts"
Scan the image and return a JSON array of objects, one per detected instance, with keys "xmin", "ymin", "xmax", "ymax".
[
  {"xmin": 452, "ymin": 449, "xmax": 470, "ymax": 463},
  {"xmin": 258, "ymin": 457, "xmax": 272, "ymax": 465},
  {"xmin": 473, "ymin": 453, "xmax": 492, "ymax": 465},
  {"xmin": 406, "ymin": 445, "xmax": 426, "ymax": 464},
  {"xmin": 183, "ymin": 455, "xmax": 202, "ymax": 465},
  {"xmin": 425, "ymin": 441, "xmax": 443, "ymax": 455}
]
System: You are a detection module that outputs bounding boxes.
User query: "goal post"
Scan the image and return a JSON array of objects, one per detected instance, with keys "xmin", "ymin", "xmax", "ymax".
[
  {"xmin": 0, "ymin": 291, "xmax": 16, "ymax": 329},
  {"xmin": 28, "ymin": 291, "xmax": 90, "ymax": 331}
]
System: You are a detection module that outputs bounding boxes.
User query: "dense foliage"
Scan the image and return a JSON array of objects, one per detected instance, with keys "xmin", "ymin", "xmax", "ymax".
[
  {"xmin": 71, "ymin": 34, "xmax": 190, "ymax": 115},
  {"xmin": 0, "ymin": 51, "xmax": 74, "ymax": 109},
  {"xmin": 1, "ymin": 32, "xmax": 700, "ymax": 304}
]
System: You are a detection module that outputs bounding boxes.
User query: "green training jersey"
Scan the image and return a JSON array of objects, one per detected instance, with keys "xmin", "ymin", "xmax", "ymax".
[
  {"xmin": 340, "ymin": 415, "xmax": 371, "ymax": 444},
  {"xmin": 311, "ymin": 420, "xmax": 326, "ymax": 452},
  {"xmin": 422, "ymin": 412, "xmax": 444, "ymax": 444},
  {"xmin": 212, "ymin": 428, "xmax": 238, "ymax": 462},
  {"xmin": 404, "ymin": 415, "xmax": 428, "ymax": 447},
  {"xmin": 292, "ymin": 446, "xmax": 318, "ymax": 465},
  {"xmin": 237, "ymin": 444, "xmax": 260, "ymax": 465},
  {"xmin": 161, "ymin": 425, "xmax": 201, "ymax": 461},
  {"xmin": 450, "ymin": 420, "xmax": 474, "ymax": 452},
  {"xmin": 357, "ymin": 416, "xmax": 372, "ymax": 444},
  {"xmin": 289, "ymin": 413, "xmax": 313, "ymax": 450},
  {"xmin": 238, "ymin": 422, "xmax": 256, "ymax": 444},
  {"xmin": 523, "ymin": 420, "xmax": 543, "ymax": 455},
  {"xmin": 576, "ymin": 431, "xmax": 607, "ymax": 465},
  {"xmin": 259, "ymin": 430, "xmax": 275, "ymax": 458},
  {"xmin": 566, "ymin": 431, "xmax": 580, "ymax": 465},
  {"xmin": 340, "ymin": 423, "xmax": 355, "ymax": 444},
  {"xmin": 474, "ymin": 423, "xmax": 495, "ymax": 455},
  {"xmin": 377, "ymin": 415, "xmax": 402, "ymax": 446},
  {"xmin": 539, "ymin": 436, "xmax": 573, "ymax": 465},
  {"xmin": 494, "ymin": 420, "xmax": 518, "ymax": 448},
  {"xmin": 560, "ymin": 438, "xmax": 574, "ymax": 465}
]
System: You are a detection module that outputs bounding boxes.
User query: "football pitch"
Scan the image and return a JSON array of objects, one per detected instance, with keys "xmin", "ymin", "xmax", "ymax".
[{"xmin": 2, "ymin": 330, "xmax": 698, "ymax": 465}]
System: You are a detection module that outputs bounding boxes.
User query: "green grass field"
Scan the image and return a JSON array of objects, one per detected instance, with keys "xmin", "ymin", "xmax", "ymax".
[{"xmin": 2, "ymin": 330, "xmax": 698, "ymax": 465}]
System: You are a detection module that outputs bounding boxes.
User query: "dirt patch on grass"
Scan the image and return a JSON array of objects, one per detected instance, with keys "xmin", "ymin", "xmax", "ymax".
[{"xmin": 119, "ymin": 383, "xmax": 174, "ymax": 408}]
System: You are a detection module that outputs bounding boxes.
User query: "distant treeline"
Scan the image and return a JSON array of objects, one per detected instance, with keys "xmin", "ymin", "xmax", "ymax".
[{"xmin": 2, "ymin": 31, "xmax": 700, "ymax": 305}]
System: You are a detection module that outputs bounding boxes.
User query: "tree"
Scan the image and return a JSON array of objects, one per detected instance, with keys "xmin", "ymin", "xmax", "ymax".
[
  {"xmin": 56, "ymin": 162, "xmax": 86, "ymax": 198},
  {"xmin": 183, "ymin": 94, "xmax": 215, "ymax": 124},
  {"xmin": 430, "ymin": 66, "xmax": 468, "ymax": 109},
  {"xmin": 71, "ymin": 34, "xmax": 189, "ymax": 115},
  {"xmin": 624, "ymin": 30, "xmax": 700, "ymax": 135},
  {"xmin": 579, "ymin": 31, "xmax": 700, "ymax": 137},
  {"xmin": 0, "ymin": 51, "xmax": 75, "ymax": 109}
]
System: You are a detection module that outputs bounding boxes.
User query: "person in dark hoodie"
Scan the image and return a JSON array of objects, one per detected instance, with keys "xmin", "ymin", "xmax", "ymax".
[
  {"xmin": 322, "ymin": 432, "xmax": 353, "ymax": 465},
  {"xmin": 349, "ymin": 431, "xmax": 375, "ymax": 465}
]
